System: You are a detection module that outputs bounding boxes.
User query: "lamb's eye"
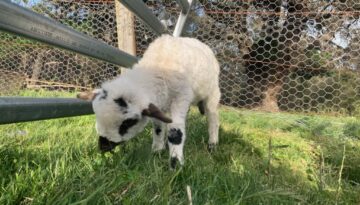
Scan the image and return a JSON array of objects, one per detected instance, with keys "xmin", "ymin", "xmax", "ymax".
[
  {"xmin": 99, "ymin": 90, "xmax": 108, "ymax": 100},
  {"xmin": 114, "ymin": 97, "xmax": 127, "ymax": 107},
  {"xmin": 119, "ymin": 118, "xmax": 138, "ymax": 135}
]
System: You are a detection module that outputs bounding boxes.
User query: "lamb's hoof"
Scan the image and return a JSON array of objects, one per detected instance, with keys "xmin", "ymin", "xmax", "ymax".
[
  {"xmin": 152, "ymin": 148, "xmax": 166, "ymax": 159},
  {"xmin": 152, "ymin": 144, "xmax": 166, "ymax": 153},
  {"xmin": 207, "ymin": 143, "xmax": 217, "ymax": 153},
  {"xmin": 170, "ymin": 157, "xmax": 177, "ymax": 170},
  {"xmin": 170, "ymin": 157, "xmax": 184, "ymax": 170}
]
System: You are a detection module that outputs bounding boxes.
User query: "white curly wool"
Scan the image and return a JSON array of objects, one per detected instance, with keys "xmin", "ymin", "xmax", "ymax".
[{"xmin": 90, "ymin": 34, "xmax": 220, "ymax": 168}]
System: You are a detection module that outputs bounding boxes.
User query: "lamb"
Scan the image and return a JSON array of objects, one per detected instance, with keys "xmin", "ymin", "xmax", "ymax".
[{"xmin": 78, "ymin": 34, "xmax": 220, "ymax": 168}]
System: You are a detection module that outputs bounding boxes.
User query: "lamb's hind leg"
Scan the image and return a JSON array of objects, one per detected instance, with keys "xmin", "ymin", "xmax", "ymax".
[{"xmin": 205, "ymin": 89, "xmax": 220, "ymax": 151}]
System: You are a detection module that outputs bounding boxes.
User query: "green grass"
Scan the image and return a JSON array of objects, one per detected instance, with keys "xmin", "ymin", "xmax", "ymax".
[{"xmin": 1, "ymin": 90, "xmax": 360, "ymax": 204}]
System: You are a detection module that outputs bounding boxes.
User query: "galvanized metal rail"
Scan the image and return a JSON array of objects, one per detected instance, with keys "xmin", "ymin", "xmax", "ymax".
[
  {"xmin": 119, "ymin": 0, "xmax": 167, "ymax": 35},
  {"xmin": 0, "ymin": 97, "xmax": 93, "ymax": 125},
  {"xmin": 173, "ymin": 0, "xmax": 194, "ymax": 37},
  {"xmin": 0, "ymin": 0, "xmax": 192, "ymax": 124},
  {"xmin": 0, "ymin": 1, "xmax": 138, "ymax": 67},
  {"xmin": 176, "ymin": 0, "xmax": 190, "ymax": 14}
]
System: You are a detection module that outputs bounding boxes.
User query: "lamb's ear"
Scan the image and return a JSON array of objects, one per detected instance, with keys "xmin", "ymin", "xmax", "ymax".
[
  {"xmin": 142, "ymin": 103, "xmax": 172, "ymax": 123},
  {"xmin": 76, "ymin": 89, "xmax": 102, "ymax": 101}
]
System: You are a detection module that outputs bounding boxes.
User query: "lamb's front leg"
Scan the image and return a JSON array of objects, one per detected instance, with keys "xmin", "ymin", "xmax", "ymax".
[
  {"xmin": 167, "ymin": 99, "xmax": 191, "ymax": 169},
  {"xmin": 168, "ymin": 122, "xmax": 186, "ymax": 169},
  {"xmin": 152, "ymin": 120, "xmax": 166, "ymax": 152}
]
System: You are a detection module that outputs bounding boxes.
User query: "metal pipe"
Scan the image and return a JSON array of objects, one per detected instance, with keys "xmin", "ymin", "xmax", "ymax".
[
  {"xmin": 0, "ymin": 1, "xmax": 138, "ymax": 67},
  {"xmin": 173, "ymin": 0, "xmax": 194, "ymax": 37},
  {"xmin": 0, "ymin": 1, "xmax": 168, "ymax": 125},
  {"xmin": 176, "ymin": 0, "xmax": 190, "ymax": 14},
  {"xmin": 0, "ymin": 97, "xmax": 93, "ymax": 125},
  {"xmin": 118, "ymin": 0, "xmax": 167, "ymax": 35}
]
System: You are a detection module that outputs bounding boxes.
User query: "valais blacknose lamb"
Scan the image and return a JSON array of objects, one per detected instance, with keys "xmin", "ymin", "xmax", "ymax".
[{"xmin": 78, "ymin": 34, "xmax": 220, "ymax": 168}]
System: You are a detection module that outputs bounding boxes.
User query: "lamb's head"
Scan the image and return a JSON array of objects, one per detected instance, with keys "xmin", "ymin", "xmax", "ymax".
[{"xmin": 77, "ymin": 80, "xmax": 172, "ymax": 152}]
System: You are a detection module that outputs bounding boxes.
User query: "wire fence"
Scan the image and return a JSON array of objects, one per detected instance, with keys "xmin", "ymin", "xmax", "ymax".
[{"xmin": 0, "ymin": 0, "xmax": 359, "ymax": 116}]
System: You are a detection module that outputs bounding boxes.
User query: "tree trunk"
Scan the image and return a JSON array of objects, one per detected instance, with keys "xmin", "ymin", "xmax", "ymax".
[
  {"xmin": 258, "ymin": 82, "xmax": 282, "ymax": 112},
  {"xmin": 20, "ymin": 52, "xmax": 29, "ymax": 74},
  {"xmin": 243, "ymin": 0, "xmax": 308, "ymax": 111}
]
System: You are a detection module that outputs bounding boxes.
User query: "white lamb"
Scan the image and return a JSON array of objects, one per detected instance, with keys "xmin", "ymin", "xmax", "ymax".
[{"xmin": 78, "ymin": 34, "xmax": 220, "ymax": 168}]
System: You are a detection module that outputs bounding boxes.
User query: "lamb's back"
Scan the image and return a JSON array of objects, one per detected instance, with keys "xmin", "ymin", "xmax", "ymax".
[{"xmin": 136, "ymin": 35, "xmax": 219, "ymax": 100}]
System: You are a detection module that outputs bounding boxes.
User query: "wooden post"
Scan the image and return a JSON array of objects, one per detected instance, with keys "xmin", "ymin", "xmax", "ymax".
[{"xmin": 115, "ymin": 0, "xmax": 136, "ymax": 73}]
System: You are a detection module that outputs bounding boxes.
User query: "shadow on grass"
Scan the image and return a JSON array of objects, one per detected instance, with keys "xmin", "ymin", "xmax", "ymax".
[
  {"xmin": 282, "ymin": 117, "xmax": 360, "ymax": 184},
  {"xmin": 176, "ymin": 113, "xmax": 311, "ymax": 204}
]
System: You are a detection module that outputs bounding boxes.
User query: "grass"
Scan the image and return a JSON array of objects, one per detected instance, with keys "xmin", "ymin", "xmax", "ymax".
[{"xmin": 1, "ymin": 90, "xmax": 360, "ymax": 204}]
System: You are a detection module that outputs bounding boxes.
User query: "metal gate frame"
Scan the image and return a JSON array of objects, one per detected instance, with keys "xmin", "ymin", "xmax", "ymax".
[{"xmin": 0, "ymin": 0, "xmax": 193, "ymax": 124}]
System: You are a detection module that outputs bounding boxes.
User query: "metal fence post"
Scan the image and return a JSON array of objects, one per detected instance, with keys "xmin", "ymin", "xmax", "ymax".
[{"xmin": 173, "ymin": 0, "xmax": 194, "ymax": 37}]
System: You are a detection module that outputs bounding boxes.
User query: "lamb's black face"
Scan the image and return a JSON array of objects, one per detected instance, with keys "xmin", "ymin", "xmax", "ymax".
[
  {"xmin": 95, "ymin": 114, "xmax": 147, "ymax": 151},
  {"xmin": 92, "ymin": 88, "xmax": 172, "ymax": 152},
  {"xmin": 99, "ymin": 118, "xmax": 139, "ymax": 152},
  {"xmin": 119, "ymin": 118, "xmax": 139, "ymax": 135},
  {"xmin": 98, "ymin": 136, "xmax": 124, "ymax": 152},
  {"xmin": 93, "ymin": 91, "xmax": 150, "ymax": 149}
]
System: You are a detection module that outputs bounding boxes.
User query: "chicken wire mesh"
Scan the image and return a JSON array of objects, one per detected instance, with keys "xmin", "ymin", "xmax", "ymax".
[
  {"xmin": 0, "ymin": 0, "xmax": 360, "ymax": 116},
  {"xmin": 0, "ymin": 0, "xmax": 120, "ymax": 94}
]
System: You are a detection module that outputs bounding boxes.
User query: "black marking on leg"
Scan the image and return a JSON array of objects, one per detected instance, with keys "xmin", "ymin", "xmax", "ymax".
[
  {"xmin": 168, "ymin": 128, "xmax": 182, "ymax": 145},
  {"xmin": 198, "ymin": 101, "xmax": 205, "ymax": 115},
  {"xmin": 170, "ymin": 157, "xmax": 177, "ymax": 169},
  {"xmin": 155, "ymin": 127, "xmax": 162, "ymax": 135},
  {"xmin": 119, "ymin": 118, "xmax": 138, "ymax": 135}
]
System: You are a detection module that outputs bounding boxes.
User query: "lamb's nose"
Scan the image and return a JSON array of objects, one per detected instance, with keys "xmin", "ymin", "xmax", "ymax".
[{"xmin": 98, "ymin": 136, "xmax": 122, "ymax": 152}]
